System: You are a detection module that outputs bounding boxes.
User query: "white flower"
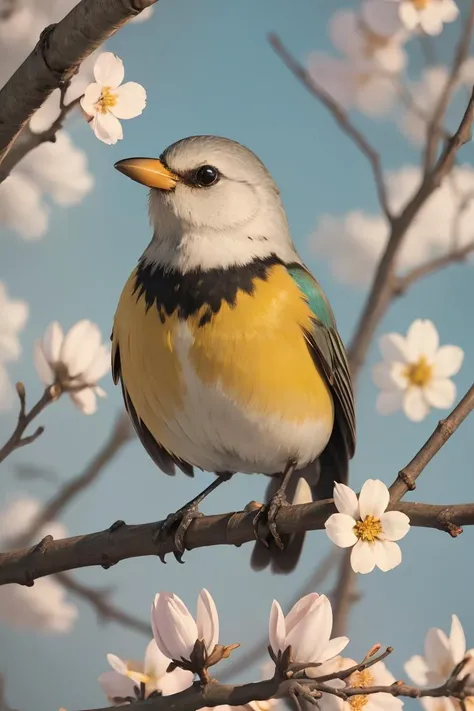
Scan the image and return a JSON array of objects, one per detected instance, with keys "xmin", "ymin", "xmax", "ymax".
[
  {"xmin": 329, "ymin": 9, "xmax": 407, "ymax": 73},
  {"xmin": 34, "ymin": 320, "xmax": 110, "ymax": 415},
  {"xmin": 373, "ymin": 320, "xmax": 464, "ymax": 422},
  {"xmin": 307, "ymin": 53, "xmax": 397, "ymax": 118},
  {"xmin": 0, "ymin": 497, "xmax": 77, "ymax": 632},
  {"xmin": 81, "ymin": 52, "xmax": 147, "ymax": 145},
  {"xmin": 388, "ymin": 0, "xmax": 459, "ymax": 35},
  {"xmin": 130, "ymin": 6, "xmax": 154, "ymax": 23},
  {"xmin": 151, "ymin": 589, "xmax": 219, "ymax": 662},
  {"xmin": 269, "ymin": 593, "xmax": 349, "ymax": 663},
  {"xmin": 325, "ymin": 480, "xmax": 410, "ymax": 574},
  {"xmin": 405, "ymin": 615, "xmax": 473, "ymax": 711},
  {"xmin": 99, "ymin": 639, "xmax": 193, "ymax": 704},
  {"xmin": 316, "ymin": 656, "xmax": 403, "ymax": 711}
]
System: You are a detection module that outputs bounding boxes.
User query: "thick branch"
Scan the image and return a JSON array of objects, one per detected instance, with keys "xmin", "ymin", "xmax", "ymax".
[
  {"xmin": 0, "ymin": 383, "xmax": 59, "ymax": 465},
  {"xmin": 268, "ymin": 33, "xmax": 391, "ymax": 221},
  {"xmin": 0, "ymin": 0, "xmax": 158, "ymax": 166}
]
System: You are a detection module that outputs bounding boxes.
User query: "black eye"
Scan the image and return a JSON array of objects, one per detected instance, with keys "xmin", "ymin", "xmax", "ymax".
[{"xmin": 195, "ymin": 165, "xmax": 219, "ymax": 187}]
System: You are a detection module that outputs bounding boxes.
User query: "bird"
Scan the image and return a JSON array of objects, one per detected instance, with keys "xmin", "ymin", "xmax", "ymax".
[{"xmin": 112, "ymin": 135, "xmax": 356, "ymax": 573}]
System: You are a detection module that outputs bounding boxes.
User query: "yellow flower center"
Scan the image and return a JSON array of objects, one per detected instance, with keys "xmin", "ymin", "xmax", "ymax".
[
  {"xmin": 411, "ymin": 0, "xmax": 430, "ymax": 9},
  {"xmin": 403, "ymin": 356, "xmax": 433, "ymax": 387},
  {"xmin": 361, "ymin": 23, "xmax": 391, "ymax": 53},
  {"xmin": 125, "ymin": 662, "xmax": 150, "ymax": 687},
  {"xmin": 353, "ymin": 515, "xmax": 382, "ymax": 542},
  {"xmin": 96, "ymin": 86, "xmax": 118, "ymax": 114},
  {"xmin": 349, "ymin": 670, "xmax": 375, "ymax": 711}
]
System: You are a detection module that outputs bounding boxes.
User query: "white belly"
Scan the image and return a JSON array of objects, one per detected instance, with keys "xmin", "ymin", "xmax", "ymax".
[{"xmin": 159, "ymin": 323, "xmax": 333, "ymax": 474}]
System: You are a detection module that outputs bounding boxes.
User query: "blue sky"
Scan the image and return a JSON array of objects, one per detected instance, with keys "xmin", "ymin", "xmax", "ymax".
[{"xmin": 0, "ymin": 2, "xmax": 473, "ymax": 711}]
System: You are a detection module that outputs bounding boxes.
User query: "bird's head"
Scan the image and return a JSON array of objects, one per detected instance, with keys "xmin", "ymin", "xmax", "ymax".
[{"xmin": 115, "ymin": 135, "xmax": 298, "ymax": 272}]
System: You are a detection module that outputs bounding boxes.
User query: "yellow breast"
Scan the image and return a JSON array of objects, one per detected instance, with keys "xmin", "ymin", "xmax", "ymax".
[{"xmin": 112, "ymin": 264, "xmax": 333, "ymax": 468}]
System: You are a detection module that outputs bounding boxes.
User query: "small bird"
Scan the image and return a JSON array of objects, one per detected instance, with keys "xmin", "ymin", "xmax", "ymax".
[{"xmin": 112, "ymin": 135, "xmax": 355, "ymax": 573}]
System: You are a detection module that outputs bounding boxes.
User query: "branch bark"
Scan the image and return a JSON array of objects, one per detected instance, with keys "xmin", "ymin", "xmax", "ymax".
[
  {"xmin": 0, "ymin": 0, "xmax": 158, "ymax": 168},
  {"xmin": 393, "ymin": 239, "xmax": 474, "ymax": 295}
]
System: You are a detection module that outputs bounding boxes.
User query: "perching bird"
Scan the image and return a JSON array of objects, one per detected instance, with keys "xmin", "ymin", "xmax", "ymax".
[{"xmin": 112, "ymin": 135, "xmax": 356, "ymax": 573}]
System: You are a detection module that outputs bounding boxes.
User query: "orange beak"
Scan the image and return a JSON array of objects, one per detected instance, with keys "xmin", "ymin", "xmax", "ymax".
[{"xmin": 114, "ymin": 157, "xmax": 178, "ymax": 190}]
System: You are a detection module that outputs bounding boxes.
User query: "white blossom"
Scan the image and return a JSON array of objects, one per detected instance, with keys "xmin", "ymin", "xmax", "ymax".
[
  {"xmin": 310, "ymin": 164, "xmax": 474, "ymax": 288},
  {"xmin": 130, "ymin": 7, "xmax": 154, "ymax": 23},
  {"xmin": 269, "ymin": 593, "xmax": 349, "ymax": 663},
  {"xmin": 405, "ymin": 615, "xmax": 473, "ymax": 711},
  {"xmin": 329, "ymin": 9, "xmax": 407, "ymax": 73},
  {"xmin": 99, "ymin": 639, "xmax": 193, "ymax": 704},
  {"xmin": 0, "ymin": 282, "xmax": 28, "ymax": 410},
  {"xmin": 307, "ymin": 53, "xmax": 397, "ymax": 118},
  {"xmin": 373, "ymin": 319, "xmax": 464, "ymax": 421},
  {"xmin": 0, "ymin": 497, "xmax": 77, "ymax": 632},
  {"xmin": 34, "ymin": 320, "xmax": 110, "ymax": 415},
  {"xmin": 325, "ymin": 480, "xmax": 410, "ymax": 574},
  {"xmin": 316, "ymin": 656, "xmax": 403, "ymax": 711},
  {"xmin": 151, "ymin": 589, "xmax": 219, "ymax": 662},
  {"xmin": 81, "ymin": 52, "xmax": 147, "ymax": 145},
  {"xmin": 384, "ymin": 0, "xmax": 459, "ymax": 35}
]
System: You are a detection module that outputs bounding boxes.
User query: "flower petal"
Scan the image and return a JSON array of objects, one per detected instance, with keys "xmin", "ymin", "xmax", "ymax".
[
  {"xmin": 196, "ymin": 589, "xmax": 219, "ymax": 652},
  {"xmin": 372, "ymin": 362, "xmax": 402, "ymax": 391},
  {"xmin": 42, "ymin": 321, "xmax": 64, "ymax": 363},
  {"xmin": 155, "ymin": 592, "xmax": 198, "ymax": 661},
  {"xmin": 158, "ymin": 668, "xmax": 193, "ymax": 696},
  {"xmin": 111, "ymin": 82, "xmax": 147, "ymax": 118},
  {"xmin": 34, "ymin": 339, "xmax": 54, "ymax": 384},
  {"xmin": 333, "ymin": 482, "xmax": 359, "ymax": 518},
  {"xmin": 379, "ymin": 511, "xmax": 410, "ymax": 541},
  {"xmin": 423, "ymin": 378, "xmax": 456, "ymax": 409},
  {"xmin": 424, "ymin": 627, "xmax": 452, "ymax": 678},
  {"xmin": 70, "ymin": 388, "xmax": 97, "ymax": 415},
  {"xmin": 433, "ymin": 345, "xmax": 464, "ymax": 378},
  {"xmin": 449, "ymin": 615, "xmax": 466, "ymax": 663},
  {"xmin": 92, "ymin": 111, "xmax": 123, "ymax": 145},
  {"xmin": 376, "ymin": 390, "xmax": 404, "ymax": 415},
  {"xmin": 320, "ymin": 636, "xmax": 350, "ymax": 662},
  {"xmin": 60, "ymin": 320, "xmax": 101, "ymax": 378},
  {"xmin": 80, "ymin": 83, "xmax": 101, "ymax": 116},
  {"xmin": 350, "ymin": 539, "xmax": 376, "ymax": 574},
  {"xmin": 98, "ymin": 670, "xmax": 136, "ymax": 701},
  {"xmin": 81, "ymin": 344, "xmax": 110, "ymax": 384},
  {"xmin": 107, "ymin": 654, "xmax": 128, "ymax": 676},
  {"xmin": 403, "ymin": 387, "xmax": 430, "ymax": 422},
  {"xmin": 373, "ymin": 539, "xmax": 402, "ymax": 572},
  {"xmin": 269, "ymin": 600, "xmax": 286, "ymax": 656},
  {"xmin": 284, "ymin": 593, "xmax": 320, "ymax": 636},
  {"xmin": 325, "ymin": 513, "xmax": 358, "ymax": 548},
  {"xmin": 379, "ymin": 333, "xmax": 410, "ymax": 363},
  {"xmin": 93, "ymin": 52, "xmax": 125, "ymax": 88},
  {"xmin": 404, "ymin": 654, "xmax": 432, "ymax": 686},
  {"xmin": 144, "ymin": 639, "xmax": 169, "ymax": 680},
  {"xmin": 285, "ymin": 594, "xmax": 333, "ymax": 663},
  {"xmin": 406, "ymin": 320, "xmax": 439, "ymax": 362},
  {"xmin": 359, "ymin": 479, "xmax": 389, "ymax": 519}
]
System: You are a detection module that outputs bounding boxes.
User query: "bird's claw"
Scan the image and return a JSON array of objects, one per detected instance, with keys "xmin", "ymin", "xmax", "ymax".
[
  {"xmin": 252, "ymin": 490, "xmax": 289, "ymax": 550},
  {"xmin": 153, "ymin": 503, "xmax": 204, "ymax": 563}
]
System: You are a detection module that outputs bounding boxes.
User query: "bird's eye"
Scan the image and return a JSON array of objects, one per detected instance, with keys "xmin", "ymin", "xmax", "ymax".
[{"xmin": 195, "ymin": 165, "xmax": 219, "ymax": 187}]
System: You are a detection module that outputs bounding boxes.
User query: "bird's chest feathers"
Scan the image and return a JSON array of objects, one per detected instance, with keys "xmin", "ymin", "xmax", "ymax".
[{"xmin": 114, "ymin": 260, "xmax": 333, "ymax": 432}]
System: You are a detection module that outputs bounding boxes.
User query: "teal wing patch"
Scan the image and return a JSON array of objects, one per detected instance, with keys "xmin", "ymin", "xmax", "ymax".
[{"xmin": 288, "ymin": 264, "xmax": 356, "ymax": 477}]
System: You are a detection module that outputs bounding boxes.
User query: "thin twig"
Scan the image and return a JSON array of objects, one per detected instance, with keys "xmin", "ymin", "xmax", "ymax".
[
  {"xmin": 268, "ymin": 32, "xmax": 392, "ymax": 222},
  {"xmin": 10, "ymin": 412, "xmax": 133, "ymax": 548},
  {"xmin": 423, "ymin": 0, "xmax": 474, "ymax": 172},
  {"xmin": 394, "ymin": 239, "xmax": 474, "ymax": 294},
  {"xmin": 0, "ymin": 383, "xmax": 60, "ymax": 465},
  {"xmin": 389, "ymin": 383, "xmax": 474, "ymax": 503}
]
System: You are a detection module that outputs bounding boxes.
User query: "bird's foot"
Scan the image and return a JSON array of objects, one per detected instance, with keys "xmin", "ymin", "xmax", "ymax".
[
  {"xmin": 153, "ymin": 502, "xmax": 204, "ymax": 564},
  {"xmin": 252, "ymin": 489, "xmax": 289, "ymax": 550}
]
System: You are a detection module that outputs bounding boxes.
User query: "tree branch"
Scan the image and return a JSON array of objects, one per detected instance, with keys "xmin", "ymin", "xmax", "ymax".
[
  {"xmin": 348, "ymin": 87, "xmax": 474, "ymax": 378},
  {"xmin": 389, "ymin": 383, "xmax": 474, "ymax": 502},
  {"xmin": 0, "ymin": 383, "xmax": 59, "ymax": 465},
  {"xmin": 393, "ymin": 239, "xmax": 474, "ymax": 295},
  {"xmin": 0, "ymin": 0, "xmax": 158, "ymax": 169},
  {"xmin": 10, "ymin": 412, "xmax": 133, "ymax": 548},
  {"xmin": 267, "ymin": 33, "xmax": 392, "ymax": 222},
  {"xmin": 423, "ymin": 0, "xmax": 474, "ymax": 172}
]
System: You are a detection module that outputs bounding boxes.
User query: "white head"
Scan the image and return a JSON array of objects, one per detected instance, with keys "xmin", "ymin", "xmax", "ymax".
[{"xmin": 115, "ymin": 135, "xmax": 300, "ymax": 272}]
